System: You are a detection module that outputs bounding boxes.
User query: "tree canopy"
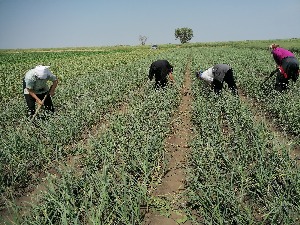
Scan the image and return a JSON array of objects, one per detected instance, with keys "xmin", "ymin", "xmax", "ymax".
[{"xmin": 175, "ymin": 27, "xmax": 193, "ymax": 44}]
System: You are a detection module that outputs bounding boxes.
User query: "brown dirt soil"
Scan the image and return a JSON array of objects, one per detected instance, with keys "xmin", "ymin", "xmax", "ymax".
[
  {"xmin": 143, "ymin": 64, "xmax": 196, "ymax": 225},
  {"xmin": 143, "ymin": 80, "xmax": 300, "ymax": 225}
]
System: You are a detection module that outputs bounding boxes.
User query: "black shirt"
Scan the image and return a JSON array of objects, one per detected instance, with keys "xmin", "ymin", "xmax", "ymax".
[{"xmin": 149, "ymin": 60, "xmax": 173, "ymax": 81}]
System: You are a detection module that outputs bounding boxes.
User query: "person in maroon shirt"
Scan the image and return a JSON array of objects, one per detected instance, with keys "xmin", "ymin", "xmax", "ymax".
[
  {"xmin": 269, "ymin": 44, "xmax": 299, "ymax": 91},
  {"xmin": 149, "ymin": 60, "xmax": 174, "ymax": 89}
]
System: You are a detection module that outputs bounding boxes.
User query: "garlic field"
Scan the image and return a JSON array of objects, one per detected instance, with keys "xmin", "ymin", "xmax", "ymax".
[
  {"xmin": 189, "ymin": 47, "xmax": 300, "ymax": 224},
  {"xmin": 0, "ymin": 40, "xmax": 299, "ymax": 224}
]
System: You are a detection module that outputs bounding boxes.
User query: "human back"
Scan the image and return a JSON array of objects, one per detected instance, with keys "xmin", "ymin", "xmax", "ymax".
[{"xmin": 149, "ymin": 60, "xmax": 174, "ymax": 89}]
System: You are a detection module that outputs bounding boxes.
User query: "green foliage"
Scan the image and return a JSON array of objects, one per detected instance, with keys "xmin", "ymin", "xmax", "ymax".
[
  {"xmin": 0, "ymin": 47, "xmax": 159, "ymax": 103},
  {"xmin": 175, "ymin": 27, "xmax": 193, "ymax": 44},
  {"xmin": 1, "ymin": 40, "xmax": 300, "ymax": 224},
  {"xmin": 188, "ymin": 47, "xmax": 300, "ymax": 224},
  {"xmin": 0, "ymin": 47, "xmax": 189, "ymax": 224}
]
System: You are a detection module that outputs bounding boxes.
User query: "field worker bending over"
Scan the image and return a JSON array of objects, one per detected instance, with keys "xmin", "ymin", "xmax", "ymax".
[
  {"xmin": 149, "ymin": 60, "xmax": 174, "ymax": 89},
  {"xmin": 195, "ymin": 64, "xmax": 238, "ymax": 95},
  {"xmin": 23, "ymin": 65, "xmax": 58, "ymax": 119},
  {"xmin": 269, "ymin": 44, "xmax": 299, "ymax": 92}
]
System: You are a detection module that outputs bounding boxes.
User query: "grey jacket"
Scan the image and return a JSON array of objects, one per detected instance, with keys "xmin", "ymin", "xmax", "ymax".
[{"xmin": 212, "ymin": 64, "xmax": 231, "ymax": 82}]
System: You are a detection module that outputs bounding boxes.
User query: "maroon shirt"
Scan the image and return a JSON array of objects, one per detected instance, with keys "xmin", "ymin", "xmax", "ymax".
[{"xmin": 272, "ymin": 47, "xmax": 294, "ymax": 66}]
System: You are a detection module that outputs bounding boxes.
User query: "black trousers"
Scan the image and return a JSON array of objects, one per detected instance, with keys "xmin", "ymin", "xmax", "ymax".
[
  {"xmin": 155, "ymin": 77, "xmax": 168, "ymax": 89},
  {"xmin": 275, "ymin": 57, "xmax": 299, "ymax": 92},
  {"xmin": 23, "ymin": 79, "xmax": 54, "ymax": 117},
  {"xmin": 212, "ymin": 69, "xmax": 238, "ymax": 95},
  {"xmin": 274, "ymin": 72, "xmax": 289, "ymax": 92}
]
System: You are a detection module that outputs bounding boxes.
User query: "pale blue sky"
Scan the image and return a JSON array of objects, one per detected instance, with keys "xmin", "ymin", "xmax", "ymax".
[{"xmin": 0, "ymin": 0, "xmax": 299, "ymax": 49}]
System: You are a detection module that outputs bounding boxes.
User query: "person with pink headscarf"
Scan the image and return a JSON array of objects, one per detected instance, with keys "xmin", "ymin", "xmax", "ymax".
[{"xmin": 269, "ymin": 44, "xmax": 299, "ymax": 91}]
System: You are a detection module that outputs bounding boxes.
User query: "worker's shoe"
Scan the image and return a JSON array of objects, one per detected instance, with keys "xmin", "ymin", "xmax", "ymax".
[{"xmin": 195, "ymin": 71, "xmax": 199, "ymax": 78}]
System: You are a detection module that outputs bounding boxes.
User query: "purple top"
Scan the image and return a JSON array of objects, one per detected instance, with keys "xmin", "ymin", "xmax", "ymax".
[{"xmin": 272, "ymin": 47, "xmax": 294, "ymax": 65}]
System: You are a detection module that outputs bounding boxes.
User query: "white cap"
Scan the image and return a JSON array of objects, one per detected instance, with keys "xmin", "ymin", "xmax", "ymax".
[{"xmin": 34, "ymin": 65, "xmax": 50, "ymax": 79}]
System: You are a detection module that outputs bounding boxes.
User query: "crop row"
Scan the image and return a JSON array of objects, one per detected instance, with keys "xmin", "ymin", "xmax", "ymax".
[
  {"xmin": 1, "ymin": 44, "xmax": 299, "ymax": 224},
  {"xmin": 0, "ymin": 48, "xmax": 169, "ymax": 210},
  {"xmin": 191, "ymin": 46, "xmax": 300, "ymax": 139},
  {"xmin": 1, "ymin": 49, "xmax": 190, "ymax": 224},
  {"xmin": 0, "ymin": 47, "xmax": 158, "ymax": 103},
  {"xmin": 188, "ymin": 51, "xmax": 300, "ymax": 224}
]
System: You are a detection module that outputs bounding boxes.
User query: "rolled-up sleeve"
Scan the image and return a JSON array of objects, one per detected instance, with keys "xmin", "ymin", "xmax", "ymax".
[
  {"xmin": 25, "ymin": 78, "xmax": 34, "ymax": 89},
  {"xmin": 167, "ymin": 62, "xmax": 173, "ymax": 73},
  {"xmin": 24, "ymin": 71, "xmax": 35, "ymax": 89}
]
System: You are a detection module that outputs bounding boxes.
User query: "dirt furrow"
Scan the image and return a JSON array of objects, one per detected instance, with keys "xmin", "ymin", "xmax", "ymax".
[{"xmin": 144, "ymin": 63, "xmax": 195, "ymax": 225}]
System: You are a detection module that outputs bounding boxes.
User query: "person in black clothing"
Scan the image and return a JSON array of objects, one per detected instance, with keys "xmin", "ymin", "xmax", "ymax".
[
  {"xmin": 195, "ymin": 64, "xmax": 238, "ymax": 95},
  {"xmin": 149, "ymin": 60, "xmax": 174, "ymax": 89}
]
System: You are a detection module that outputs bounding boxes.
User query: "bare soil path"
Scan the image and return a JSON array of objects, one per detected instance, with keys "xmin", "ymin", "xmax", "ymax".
[
  {"xmin": 143, "ymin": 75, "xmax": 300, "ymax": 225},
  {"xmin": 143, "ymin": 63, "xmax": 195, "ymax": 225}
]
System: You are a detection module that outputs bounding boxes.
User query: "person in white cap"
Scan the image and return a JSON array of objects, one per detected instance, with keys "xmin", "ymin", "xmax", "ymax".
[
  {"xmin": 23, "ymin": 65, "xmax": 58, "ymax": 118},
  {"xmin": 195, "ymin": 64, "xmax": 238, "ymax": 95}
]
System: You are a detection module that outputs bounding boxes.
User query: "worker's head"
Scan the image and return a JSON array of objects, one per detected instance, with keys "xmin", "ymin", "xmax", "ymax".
[
  {"xmin": 34, "ymin": 65, "xmax": 50, "ymax": 79},
  {"xmin": 199, "ymin": 70, "xmax": 203, "ymax": 77},
  {"xmin": 195, "ymin": 70, "xmax": 203, "ymax": 78},
  {"xmin": 269, "ymin": 43, "xmax": 279, "ymax": 52}
]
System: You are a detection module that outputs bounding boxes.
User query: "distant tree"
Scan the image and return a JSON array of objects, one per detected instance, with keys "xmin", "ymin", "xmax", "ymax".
[
  {"xmin": 175, "ymin": 27, "xmax": 193, "ymax": 44},
  {"xmin": 139, "ymin": 35, "xmax": 148, "ymax": 45}
]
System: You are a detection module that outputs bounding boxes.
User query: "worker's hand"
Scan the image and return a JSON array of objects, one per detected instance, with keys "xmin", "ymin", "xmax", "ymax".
[
  {"xmin": 170, "ymin": 79, "xmax": 175, "ymax": 86},
  {"xmin": 36, "ymin": 99, "xmax": 43, "ymax": 106},
  {"xmin": 169, "ymin": 73, "xmax": 175, "ymax": 83},
  {"xmin": 49, "ymin": 90, "xmax": 55, "ymax": 97}
]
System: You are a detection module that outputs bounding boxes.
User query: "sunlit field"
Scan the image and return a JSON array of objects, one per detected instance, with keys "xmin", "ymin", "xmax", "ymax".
[{"xmin": 1, "ymin": 39, "xmax": 299, "ymax": 224}]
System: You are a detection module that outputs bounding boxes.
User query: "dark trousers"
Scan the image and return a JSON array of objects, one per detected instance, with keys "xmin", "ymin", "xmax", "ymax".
[
  {"xmin": 212, "ymin": 69, "xmax": 238, "ymax": 95},
  {"xmin": 274, "ymin": 72, "xmax": 289, "ymax": 92},
  {"xmin": 155, "ymin": 77, "xmax": 168, "ymax": 89},
  {"xmin": 275, "ymin": 57, "xmax": 299, "ymax": 92},
  {"xmin": 23, "ymin": 79, "xmax": 54, "ymax": 117},
  {"xmin": 282, "ymin": 57, "xmax": 299, "ymax": 82}
]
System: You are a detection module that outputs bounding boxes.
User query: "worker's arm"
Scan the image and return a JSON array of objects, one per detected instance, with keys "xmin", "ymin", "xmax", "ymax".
[
  {"xmin": 269, "ymin": 67, "xmax": 279, "ymax": 77},
  {"xmin": 273, "ymin": 55, "xmax": 281, "ymax": 67},
  {"xmin": 169, "ymin": 72, "xmax": 175, "ymax": 83},
  {"xmin": 27, "ymin": 89, "xmax": 43, "ymax": 105},
  {"xmin": 148, "ymin": 66, "xmax": 154, "ymax": 81},
  {"xmin": 49, "ymin": 79, "xmax": 58, "ymax": 97}
]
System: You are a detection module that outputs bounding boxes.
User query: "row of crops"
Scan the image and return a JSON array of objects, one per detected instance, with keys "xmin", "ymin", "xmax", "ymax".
[
  {"xmin": 190, "ymin": 46, "xmax": 300, "ymax": 139},
  {"xmin": 188, "ymin": 47, "xmax": 300, "ymax": 224},
  {"xmin": 1, "ymin": 41, "xmax": 300, "ymax": 224},
  {"xmin": 1, "ymin": 49, "xmax": 159, "ymax": 206},
  {"xmin": 1, "ymin": 47, "xmax": 159, "ymax": 207},
  {"xmin": 0, "ymin": 47, "xmax": 153, "ymax": 103},
  {"xmin": 0, "ymin": 47, "xmax": 189, "ymax": 224},
  {"xmin": 188, "ymin": 88, "xmax": 300, "ymax": 224}
]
